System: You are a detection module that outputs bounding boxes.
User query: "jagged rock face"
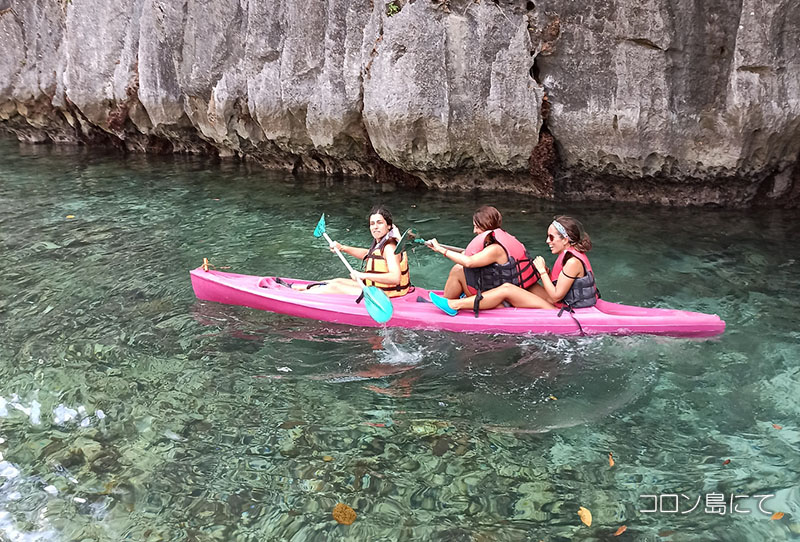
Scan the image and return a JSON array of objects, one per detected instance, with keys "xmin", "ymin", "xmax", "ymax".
[
  {"xmin": 536, "ymin": 0, "xmax": 800, "ymax": 205},
  {"xmin": 0, "ymin": 0, "xmax": 798, "ymax": 206}
]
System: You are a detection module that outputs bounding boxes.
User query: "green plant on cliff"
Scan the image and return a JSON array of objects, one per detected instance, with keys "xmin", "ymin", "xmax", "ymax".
[{"xmin": 386, "ymin": 1, "xmax": 401, "ymax": 16}]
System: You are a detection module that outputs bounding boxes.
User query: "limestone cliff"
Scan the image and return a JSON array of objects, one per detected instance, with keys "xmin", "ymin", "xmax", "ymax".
[{"xmin": 1, "ymin": 0, "xmax": 798, "ymax": 206}]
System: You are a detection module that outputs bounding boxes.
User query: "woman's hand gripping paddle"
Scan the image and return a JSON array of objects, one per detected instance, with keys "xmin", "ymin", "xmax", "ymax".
[
  {"xmin": 314, "ymin": 214, "xmax": 394, "ymax": 324},
  {"xmin": 395, "ymin": 228, "xmax": 465, "ymax": 253}
]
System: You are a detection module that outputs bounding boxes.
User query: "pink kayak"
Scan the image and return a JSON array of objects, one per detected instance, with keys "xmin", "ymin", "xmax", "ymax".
[{"xmin": 190, "ymin": 267, "xmax": 725, "ymax": 337}]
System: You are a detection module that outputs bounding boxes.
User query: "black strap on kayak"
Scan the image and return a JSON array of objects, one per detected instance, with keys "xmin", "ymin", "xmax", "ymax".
[
  {"xmin": 472, "ymin": 290, "xmax": 484, "ymax": 318},
  {"xmin": 557, "ymin": 304, "xmax": 586, "ymax": 336}
]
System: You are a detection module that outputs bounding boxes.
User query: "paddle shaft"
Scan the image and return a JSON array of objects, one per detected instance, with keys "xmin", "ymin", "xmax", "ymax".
[
  {"xmin": 322, "ymin": 232, "xmax": 368, "ymax": 288},
  {"xmin": 425, "ymin": 240, "xmax": 464, "ymax": 253},
  {"xmin": 406, "ymin": 229, "xmax": 464, "ymax": 252}
]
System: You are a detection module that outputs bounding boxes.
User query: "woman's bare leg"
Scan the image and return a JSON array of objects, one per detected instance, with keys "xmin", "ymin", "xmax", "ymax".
[
  {"xmin": 449, "ymin": 282, "xmax": 555, "ymax": 310},
  {"xmin": 527, "ymin": 283, "xmax": 557, "ymax": 305},
  {"xmin": 297, "ymin": 278, "xmax": 363, "ymax": 295},
  {"xmin": 443, "ymin": 264, "xmax": 471, "ymax": 299}
]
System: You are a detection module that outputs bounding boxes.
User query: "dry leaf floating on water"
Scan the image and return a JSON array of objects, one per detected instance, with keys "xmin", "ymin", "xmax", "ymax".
[
  {"xmin": 613, "ymin": 525, "xmax": 627, "ymax": 536},
  {"xmin": 771, "ymin": 512, "xmax": 784, "ymax": 520},
  {"xmin": 333, "ymin": 503, "xmax": 357, "ymax": 525},
  {"xmin": 578, "ymin": 506, "xmax": 592, "ymax": 526}
]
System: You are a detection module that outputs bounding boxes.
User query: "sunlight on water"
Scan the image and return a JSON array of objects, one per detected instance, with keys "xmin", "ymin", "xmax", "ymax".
[{"xmin": 1, "ymin": 138, "xmax": 799, "ymax": 540}]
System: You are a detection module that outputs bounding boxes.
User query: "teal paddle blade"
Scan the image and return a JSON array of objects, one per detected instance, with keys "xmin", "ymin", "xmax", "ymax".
[
  {"xmin": 313, "ymin": 213, "xmax": 326, "ymax": 238},
  {"xmin": 395, "ymin": 228, "xmax": 413, "ymax": 253},
  {"xmin": 362, "ymin": 286, "xmax": 393, "ymax": 323}
]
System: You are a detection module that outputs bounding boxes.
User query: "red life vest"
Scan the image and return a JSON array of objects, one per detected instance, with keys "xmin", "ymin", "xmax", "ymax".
[
  {"xmin": 463, "ymin": 229, "xmax": 539, "ymax": 295},
  {"xmin": 549, "ymin": 249, "xmax": 598, "ymax": 308}
]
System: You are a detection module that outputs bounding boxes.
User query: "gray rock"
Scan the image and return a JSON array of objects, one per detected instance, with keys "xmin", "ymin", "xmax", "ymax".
[{"xmin": 1, "ymin": 0, "xmax": 798, "ymax": 206}]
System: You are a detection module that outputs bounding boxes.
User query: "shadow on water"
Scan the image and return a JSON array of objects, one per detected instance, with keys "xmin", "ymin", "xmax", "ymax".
[{"xmin": 190, "ymin": 300, "xmax": 662, "ymax": 435}]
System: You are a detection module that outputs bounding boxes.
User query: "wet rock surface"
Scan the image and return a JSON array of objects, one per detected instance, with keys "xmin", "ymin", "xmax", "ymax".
[{"xmin": 1, "ymin": 0, "xmax": 798, "ymax": 206}]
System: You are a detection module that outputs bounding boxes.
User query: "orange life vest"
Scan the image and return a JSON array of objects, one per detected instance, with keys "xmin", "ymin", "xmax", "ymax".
[{"xmin": 362, "ymin": 235, "xmax": 411, "ymax": 297}]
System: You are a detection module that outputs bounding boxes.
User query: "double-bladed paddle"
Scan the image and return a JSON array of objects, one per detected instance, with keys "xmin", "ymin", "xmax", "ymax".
[{"xmin": 313, "ymin": 214, "xmax": 394, "ymax": 324}]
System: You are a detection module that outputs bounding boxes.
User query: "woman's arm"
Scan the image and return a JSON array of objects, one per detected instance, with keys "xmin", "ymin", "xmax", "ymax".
[
  {"xmin": 353, "ymin": 242, "xmax": 402, "ymax": 285},
  {"xmin": 331, "ymin": 241, "xmax": 369, "ymax": 261},
  {"xmin": 533, "ymin": 256, "xmax": 584, "ymax": 303},
  {"xmin": 429, "ymin": 239, "xmax": 506, "ymax": 268}
]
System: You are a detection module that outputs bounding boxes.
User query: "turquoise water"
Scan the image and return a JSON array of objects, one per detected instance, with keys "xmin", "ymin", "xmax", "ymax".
[{"xmin": 1, "ymin": 138, "xmax": 799, "ymax": 541}]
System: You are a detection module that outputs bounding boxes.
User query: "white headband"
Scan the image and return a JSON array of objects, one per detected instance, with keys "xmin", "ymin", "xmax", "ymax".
[{"xmin": 551, "ymin": 220, "xmax": 569, "ymax": 240}]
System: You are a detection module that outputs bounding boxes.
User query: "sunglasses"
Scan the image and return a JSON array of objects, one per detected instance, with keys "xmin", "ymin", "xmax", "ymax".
[{"xmin": 547, "ymin": 234, "xmax": 562, "ymax": 242}]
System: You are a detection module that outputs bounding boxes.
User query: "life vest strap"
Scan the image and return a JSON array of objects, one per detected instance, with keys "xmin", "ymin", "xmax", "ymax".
[
  {"xmin": 557, "ymin": 304, "xmax": 586, "ymax": 336},
  {"xmin": 473, "ymin": 290, "xmax": 483, "ymax": 318}
]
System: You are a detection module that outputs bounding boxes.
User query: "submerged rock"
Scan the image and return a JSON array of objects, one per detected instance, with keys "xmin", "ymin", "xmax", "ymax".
[{"xmin": 1, "ymin": 0, "xmax": 798, "ymax": 206}]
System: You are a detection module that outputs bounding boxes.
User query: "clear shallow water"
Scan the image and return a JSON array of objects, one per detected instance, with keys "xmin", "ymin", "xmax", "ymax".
[{"xmin": 1, "ymin": 138, "xmax": 799, "ymax": 541}]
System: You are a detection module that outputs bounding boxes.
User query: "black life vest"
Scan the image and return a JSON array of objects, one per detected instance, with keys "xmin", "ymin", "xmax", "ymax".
[
  {"xmin": 462, "ymin": 229, "xmax": 539, "ymax": 317},
  {"xmin": 549, "ymin": 249, "xmax": 598, "ymax": 309}
]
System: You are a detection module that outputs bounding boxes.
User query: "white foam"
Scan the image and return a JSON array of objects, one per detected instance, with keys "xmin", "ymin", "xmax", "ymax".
[
  {"xmin": 376, "ymin": 335, "xmax": 425, "ymax": 366},
  {"xmin": 164, "ymin": 430, "xmax": 186, "ymax": 442},
  {"xmin": 52, "ymin": 405, "xmax": 78, "ymax": 425},
  {"xmin": 12, "ymin": 403, "xmax": 30, "ymax": 417},
  {"xmin": 29, "ymin": 401, "xmax": 41, "ymax": 426},
  {"xmin": 0, "ymin": 461, "xmax": 20, "ymax": 480}
]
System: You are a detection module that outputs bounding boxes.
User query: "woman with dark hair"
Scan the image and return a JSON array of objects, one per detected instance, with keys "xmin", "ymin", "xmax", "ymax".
[
  {"xmin": 427, "ymin": 206, "xmax": 538, "ymax": 306},
  {"xmin": 429, "ymin": 216, "xmax": 598, "ymax": 315},
  {"xmin": 287, "ymin": 205, "xmax": 411, "ymax": 297}
]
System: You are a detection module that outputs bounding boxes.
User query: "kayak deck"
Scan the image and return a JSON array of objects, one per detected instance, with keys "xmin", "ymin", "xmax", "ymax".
[{"xmin": 190, "ymin": 268, "xmax": 725, "ymax": 337}]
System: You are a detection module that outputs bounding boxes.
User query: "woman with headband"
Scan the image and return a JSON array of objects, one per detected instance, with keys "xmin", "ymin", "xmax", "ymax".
[{"xmin": 429, "ymin": 216, "xmax": 598, "ymax": 315}]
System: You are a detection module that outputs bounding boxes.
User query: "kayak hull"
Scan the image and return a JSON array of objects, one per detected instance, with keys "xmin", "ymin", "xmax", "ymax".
[{"xmin": 190, "ymin": 268, "xmax": 726, "ymax": 337}]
